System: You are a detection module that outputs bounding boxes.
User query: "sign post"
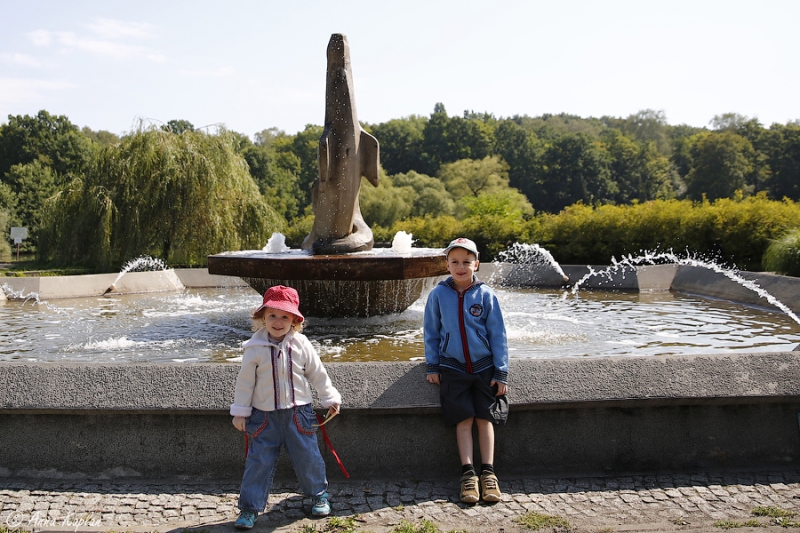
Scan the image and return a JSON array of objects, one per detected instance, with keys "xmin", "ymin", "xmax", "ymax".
[{"xmin": 10, "ymin": 227, "xmax": 28, "ymax": 261}]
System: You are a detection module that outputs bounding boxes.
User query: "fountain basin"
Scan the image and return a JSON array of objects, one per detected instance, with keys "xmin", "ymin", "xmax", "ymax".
[
  {"xmin": 1, "ymin": 269, "xmax": 185, "ymax": 300},
  {"xmin": 207, "ymin": 249, "xmax": 448, "ymax": 317}
]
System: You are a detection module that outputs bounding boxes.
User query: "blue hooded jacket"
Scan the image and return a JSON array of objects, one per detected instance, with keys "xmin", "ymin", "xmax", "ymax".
[{"xmin": 423, "ymin": 276, "xmax": 509, "ymax": 383}]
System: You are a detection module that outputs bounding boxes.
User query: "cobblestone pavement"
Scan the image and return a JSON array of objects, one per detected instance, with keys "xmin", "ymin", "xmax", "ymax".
[{"xmin": 2, "ymin": 471, "xmax": 800, "ymax": 533}]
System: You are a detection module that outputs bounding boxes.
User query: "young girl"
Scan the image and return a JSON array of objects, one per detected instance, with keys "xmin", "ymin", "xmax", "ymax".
[{"xmin": 230, "ymin": 285, "xmax": 341, "ymax": 529}]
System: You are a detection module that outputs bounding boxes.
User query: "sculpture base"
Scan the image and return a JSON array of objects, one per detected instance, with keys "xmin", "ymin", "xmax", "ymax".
[
  {"xmin": 207, "ymin": 249, "xmax": 448, "ymax": 318},
  {"xmin": 244, "ymin": 278, "xmax": 431, "ymax": 318}
]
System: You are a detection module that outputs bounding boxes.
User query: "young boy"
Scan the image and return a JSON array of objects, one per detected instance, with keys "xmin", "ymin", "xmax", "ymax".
[{"xmin": 424, "ymin": 237, "xmax": 509, "ymax": 504}]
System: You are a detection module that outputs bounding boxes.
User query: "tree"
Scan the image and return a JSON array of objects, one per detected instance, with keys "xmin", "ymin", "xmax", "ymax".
[
  {"xmin": 615, "ymin": 109, "xmax": 671, "ymax": 156},
  {"xmin": 710, "ymin": 113, "xmax": 751, "ymax": 131},
  {"xmin": 4, "ymin": 160, "xmax": 57, "ymax": 249},
  {"xmin": 494, "ymin": 120, "xmax": 540, "ymax": 196},
  {"xmin": 420, "ymin": 104, "xmax": 496, "ymax": 175},
  {"xmin": 534, "ymin": 133, "xmax": 616, "ymax": 213},
  {"xmin": 359, "ymin": 174, "xmax": 414, "ymax": 228},
  {"xmin": 0, "ymin": 110, "xmax": 92, "ymax": 180},
  {"xmin": 368, "ymin": 116, "xmax": 426, "ymax": 175},
  {"xmin": 254, "ymin": 127, "xmax": 289, "ymax": 148},
  {"xmin": 437, "ymin": 156, "xmax": 511, "ymax": 202},
  {"xmin": 242, "ymin": 143, "xmax": 302, "ymax": 220},
  {"xmin": 162, "ymin": 119, "xmax": 195, "ymax": 134},
  {"xmin": 601, "ymin": 129, "xmax": 675, "ymax": 203},
  {"xmin": 392, "ymin": 170, "xmax": 455, "ymax": 217},
  {"xmin": 685, "ymin": 131, "xmax": 755, "ymax": 201},
  {"xmin": 81, "ymin": 127, "xmax": 120, "ymax": 146},
  {"xmin": 39, "ymin": 127, "xmax": 282, "ymax": 270},
  {"xmin": 290, "ymin": 124, "xmax": 324, "ymax": 209},
  {"xmin": 766, "ymin": 123, "xmax": 800, "ymax": 200}
]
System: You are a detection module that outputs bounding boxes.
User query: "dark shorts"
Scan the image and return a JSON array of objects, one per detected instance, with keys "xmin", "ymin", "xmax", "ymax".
[{"xmin": 439, "ymin": 367, "xmax": 509, "ymax": 427}]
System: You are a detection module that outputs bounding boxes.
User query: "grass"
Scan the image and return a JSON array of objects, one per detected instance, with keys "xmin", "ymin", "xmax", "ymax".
[
  {"xmin": 518, "ymin": 511, "xmax": 571, "ymax": 531},
  {"xmin": 390, "ymin": 519, "xmax": 440, "ymax": 533},
  {"xmin": 752, "ymin": 506, "xmax": 797, "ymax": 518},
  {"xmin": 712, "ymin": 507, "xmax": 800, "ymax": 529},
  {"xmin": 714, "ymin": 519, "xmax": 765, "ymax": 529},
  {"xmin": 0, "ymin": 259, "xmax": 94, "ymax": 276}
]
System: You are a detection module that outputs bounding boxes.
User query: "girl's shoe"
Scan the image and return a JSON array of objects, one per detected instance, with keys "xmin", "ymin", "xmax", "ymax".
[
  {"xmin": 234, "ymin": 510, "xmax": 258, "ymax": 529},
  {"xmin": 480, "ymin": 472, "xmax": 502, "ymax": 502},
  {"xmin": 312, "ymin": 492, "xmax": 331, "ymax": 517},
  {"xmin": 459, "ymin": 473, "xmax": 480, "ymax": 504}
]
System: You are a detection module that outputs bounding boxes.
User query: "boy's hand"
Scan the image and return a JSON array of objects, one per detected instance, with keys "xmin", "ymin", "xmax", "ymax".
[
  {"xmin": 491, "ymin": 380, "xmax": 507, "ymax": 396},
  {"xmin": 426, "ymin": 373, "xmax": 441, "ymax": 385},
  {"xmin": 232, "ymin": 416, "xmax": 246, "ymax": 432},
  {"xmin": 328, "ymin": 404, "xmax": 340, "ymax": 417}
]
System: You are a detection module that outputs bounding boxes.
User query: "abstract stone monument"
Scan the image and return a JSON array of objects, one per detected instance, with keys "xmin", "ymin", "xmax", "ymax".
[
  {"xmin": 302, "ymin": 34, "xmax": 380, "ymax": 254},
  {"xmin": 208, "ymin": 34, "xmax": 447, "ymax": 317}
]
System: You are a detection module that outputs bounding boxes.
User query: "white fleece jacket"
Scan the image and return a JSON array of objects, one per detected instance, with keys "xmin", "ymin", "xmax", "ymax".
[{"xmin": 230, "ymin": 328, "xmax": 341, "ymax": 417}]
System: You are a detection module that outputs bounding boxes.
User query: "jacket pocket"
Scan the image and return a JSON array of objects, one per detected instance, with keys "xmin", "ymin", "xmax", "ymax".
[{"xmin": 476, "ymin": 332, "xmax": 491, "ymax": 351}]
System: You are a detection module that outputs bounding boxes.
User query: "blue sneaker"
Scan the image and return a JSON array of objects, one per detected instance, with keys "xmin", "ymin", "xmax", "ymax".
[
  {"xmin": 234, "ymin": 510, "xmax": 257, "ymax": 529},
  {"xmin": 311, "ymin": 492, "xmax": 331, "ymax": 517}
]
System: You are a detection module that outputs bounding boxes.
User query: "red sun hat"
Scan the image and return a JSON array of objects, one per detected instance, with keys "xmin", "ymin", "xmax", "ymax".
[{"xmin": 253, "ymin": 285, "xmax": 304, "ymax": 322}]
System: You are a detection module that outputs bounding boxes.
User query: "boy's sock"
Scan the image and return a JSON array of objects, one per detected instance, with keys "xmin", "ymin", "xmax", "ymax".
[
  {"xmin": 480, "ymin": 463, "xmax": 495, "ymax": 475},
  {"xmin": 461, "ymin": 464, "xmax": 477, "ymax": 477}
]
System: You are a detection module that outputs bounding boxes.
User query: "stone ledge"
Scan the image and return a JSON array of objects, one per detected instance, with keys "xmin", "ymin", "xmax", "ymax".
[{"xmin": 2, "ymin": 353, "xmax": 799, "ymax": 414}]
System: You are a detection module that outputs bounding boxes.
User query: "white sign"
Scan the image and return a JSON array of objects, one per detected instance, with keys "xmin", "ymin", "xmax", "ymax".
[{"xmin": 11, "ymin": 227, "xmax": 27, "ymax": 244}]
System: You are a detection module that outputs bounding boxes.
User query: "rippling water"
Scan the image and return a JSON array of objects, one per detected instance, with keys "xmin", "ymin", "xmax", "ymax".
[{"xmin": 1, "ymin": 285, "xmax": 798, "ymax": 363}]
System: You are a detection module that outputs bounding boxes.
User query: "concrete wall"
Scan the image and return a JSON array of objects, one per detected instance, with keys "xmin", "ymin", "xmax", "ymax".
[{"xmin": 2, "ymin": 354, "xmax": 800, "ymax": 481}]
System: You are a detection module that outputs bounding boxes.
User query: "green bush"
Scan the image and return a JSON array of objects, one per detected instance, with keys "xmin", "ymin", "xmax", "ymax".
[
  {"xmin": 527, "ymin": 193, "xmax": 800, "ymax": 268},
  {"xmin": 385, "ymin": 194, "xmax": 800, "ymax": 268},
  {"xmin": 762, "ymin": 228, "xmax": 800, "ymax": 276}
]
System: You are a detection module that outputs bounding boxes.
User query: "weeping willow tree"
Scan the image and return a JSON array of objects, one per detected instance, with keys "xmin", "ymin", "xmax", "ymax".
[{"xmin": 39, "ymin": 127, "xmax": 283, "ymax": 270}]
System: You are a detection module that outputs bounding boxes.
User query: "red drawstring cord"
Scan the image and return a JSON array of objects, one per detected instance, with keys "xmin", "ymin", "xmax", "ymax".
[
  {"xmin": 242, "ymin": 415, "xmax": 349, "ymax": 478},
  {"xmin": 317, "ymin": 413, "xmax": 350, "ymax": 478}
]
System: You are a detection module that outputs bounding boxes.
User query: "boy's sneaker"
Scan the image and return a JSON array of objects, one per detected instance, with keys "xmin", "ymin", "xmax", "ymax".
[
  {"xmin": 459, "ymin": 473, "xmax": 480, "ymax": 504},
  {"xmin": 480, "ymin": 472, "xmax": 502, "ymax": 502},
  {"xmin": 234, "ymin": 510, "xmax": 257, "ymax": 529},
  {"xmin": 311, "ymin": 492, "xmax": 331, "ymax": 517}
]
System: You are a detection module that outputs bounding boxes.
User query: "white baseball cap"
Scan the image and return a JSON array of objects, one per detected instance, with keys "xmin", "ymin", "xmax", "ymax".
[{"xmin": 443, "ymin": 237, "xmax": 479, "ymax": 259}]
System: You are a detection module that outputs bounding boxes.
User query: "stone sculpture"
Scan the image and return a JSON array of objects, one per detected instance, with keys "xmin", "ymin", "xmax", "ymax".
[{"xmin": 302, "ymin": 33, "xmax": 380, "ymax": 255}]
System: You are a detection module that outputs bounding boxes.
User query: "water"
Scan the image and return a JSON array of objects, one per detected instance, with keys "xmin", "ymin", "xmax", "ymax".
[{"xmin": 1, "ymin": 285, "xmax": 798, "ymax": 363}]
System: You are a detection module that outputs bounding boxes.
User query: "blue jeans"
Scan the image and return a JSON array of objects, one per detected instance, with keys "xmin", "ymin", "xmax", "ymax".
[{"xmin": 238, "ymin": 404, "xmax": 328, "ymax": 512}]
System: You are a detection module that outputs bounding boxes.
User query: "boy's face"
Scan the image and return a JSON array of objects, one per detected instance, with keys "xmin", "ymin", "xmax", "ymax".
[
  {"xmin": 262, "ymin": 307, "xmax": 299, "ymax": 340},
  {"xmin": 446, "ymin": 247, "xmax": 479, "ymax": 288}
]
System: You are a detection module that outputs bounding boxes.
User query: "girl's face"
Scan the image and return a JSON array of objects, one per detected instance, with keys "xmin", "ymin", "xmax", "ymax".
[
  {"xmin": 446, "ymin": 247, "xmax": 479, "ymax": 290},
  {"xmin": 262, "ymin": 307, "xmax": 300, "ymax": 340}
]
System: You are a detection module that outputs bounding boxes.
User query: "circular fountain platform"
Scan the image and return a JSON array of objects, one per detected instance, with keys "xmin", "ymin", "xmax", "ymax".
[{"xmin": 207, "ymin": 249, "xmax": 448, "ymax": 317}]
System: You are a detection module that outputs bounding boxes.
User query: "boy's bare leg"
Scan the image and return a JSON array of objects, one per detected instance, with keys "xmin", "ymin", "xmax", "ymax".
[
  {"xmin": 475, "ymin": 418, "xmax": 495, "ymax": 465},
  {"xmin": 456, "ymin": 417, "xmax": 475, "ymax": 466}
]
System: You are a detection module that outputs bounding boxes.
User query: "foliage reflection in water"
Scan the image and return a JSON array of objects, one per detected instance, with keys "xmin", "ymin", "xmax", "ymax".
[{"xmin": 1, "ymin": 285, "xmax": 798, "ymax": 363}]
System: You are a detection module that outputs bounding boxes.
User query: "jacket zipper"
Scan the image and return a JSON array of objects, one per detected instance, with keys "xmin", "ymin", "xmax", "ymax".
[{"xmin": 457, "ymin": 289, "xmax": 473, "ymax": 374}]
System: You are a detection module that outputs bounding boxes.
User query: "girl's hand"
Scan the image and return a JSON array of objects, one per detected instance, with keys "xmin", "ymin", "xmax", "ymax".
[
  {"xmin": 491, "ymin": 380, "xmax": 508, "ymax": 396},
  {"xmin": 328, "ymin": 404, "xmax": 340, "ymax": 417},
  {"xmin": 232, "ymin": 416, "xmax": 246, "ymax": 432},
  {"xmin": 426, "ymin": 373, "xmax": 441, "ymax": 385}
]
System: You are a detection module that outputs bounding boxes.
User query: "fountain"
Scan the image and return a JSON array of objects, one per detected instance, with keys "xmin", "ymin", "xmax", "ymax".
[{"xmin": 207, "ymin": 34, "xmax": 447, "ymax": 317}]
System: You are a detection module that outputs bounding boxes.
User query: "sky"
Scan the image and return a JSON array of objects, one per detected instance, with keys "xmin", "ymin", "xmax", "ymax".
[{"xmin": 2, "ymin": 0, "xmax": 799, "ymax": 139}]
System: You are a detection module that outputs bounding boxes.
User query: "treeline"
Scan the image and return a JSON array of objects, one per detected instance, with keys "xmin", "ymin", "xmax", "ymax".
[{"xmin": 1, "ymin": 107, "xmax": 799, "ymax": 271}]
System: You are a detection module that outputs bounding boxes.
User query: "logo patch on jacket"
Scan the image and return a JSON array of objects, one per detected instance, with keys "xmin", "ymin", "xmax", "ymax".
[{"xmin": 469, "ymin": 304, "xmax": 483, "ymax": 317}]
